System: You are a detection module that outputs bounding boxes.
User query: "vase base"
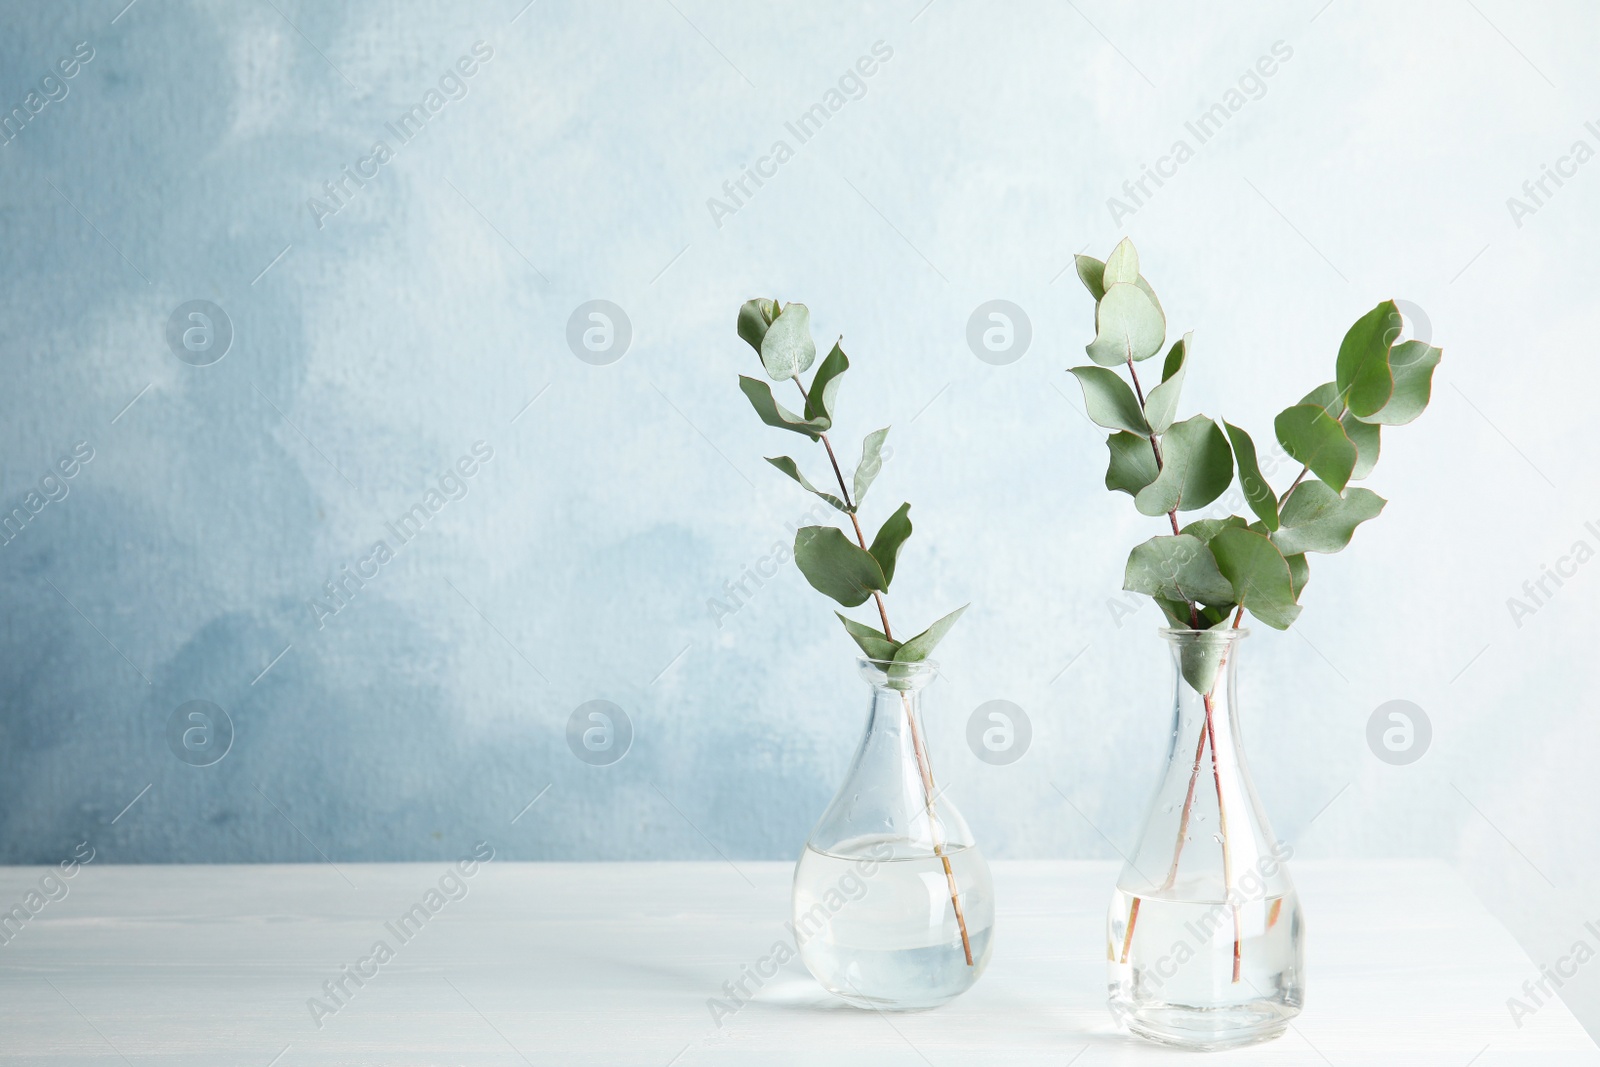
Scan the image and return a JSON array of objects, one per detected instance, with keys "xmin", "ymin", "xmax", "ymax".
[{"xmin": 1117, "ymin": 1001, "xmax": 1297, "ymax": 1052}]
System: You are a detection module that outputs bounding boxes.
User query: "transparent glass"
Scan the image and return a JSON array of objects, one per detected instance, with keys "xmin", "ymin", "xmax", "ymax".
[
  {"xmin": 1107, "ymin": 629, "xmax": 1304, "ymax": 1051},
  {"xmin": 792, "ymin": 658, "xmax": 995, "ymax": 1009}
]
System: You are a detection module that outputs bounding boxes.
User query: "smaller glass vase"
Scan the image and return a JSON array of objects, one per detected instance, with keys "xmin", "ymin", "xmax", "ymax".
[
  {"xmin": 792, "ymin": 658, "xmax": 994, "ymax": 1010},
  {"xmin": 1107, "ymin": 628, "xmax": 1304, "ymax": 1050}
]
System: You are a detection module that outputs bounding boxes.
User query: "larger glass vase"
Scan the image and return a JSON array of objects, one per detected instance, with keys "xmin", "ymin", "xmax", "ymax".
[
  {"xmin": 792, "ymin": 657, "xmax": 995, "ymax": 1010},
  {"xmin": 1107, "ymin": 628, "xmax": 1304, "ymax": 1050}
]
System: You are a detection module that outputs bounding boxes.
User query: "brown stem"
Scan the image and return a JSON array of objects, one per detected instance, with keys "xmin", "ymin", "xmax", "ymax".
[
  {"xmin": 786, "ymin": 373, "xmax": 973, "ymax": 965},
  {"xmin": 1161, "ymin": 724, "xmax": 1210, "ymax": 892},
  {"xmin": 1204, "ymin": 690, "xmax": 1242, "ymax": 983},
  {"xmin": 1119, "ymin": 896, "xmax": 1141, "ymax": 964}
]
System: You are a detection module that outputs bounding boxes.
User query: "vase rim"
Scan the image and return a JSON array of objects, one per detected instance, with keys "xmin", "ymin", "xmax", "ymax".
[
  {"xmin": 855, "ymin": 656, "xmax": 939, "ymax": 684},
  {"xmin": 1158, "ymin": 625, "xmax": 1251, "ymax": 640}
]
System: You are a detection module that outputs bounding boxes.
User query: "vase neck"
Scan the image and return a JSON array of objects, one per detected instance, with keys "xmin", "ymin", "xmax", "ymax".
[{"xmin": 803, "ymin": 661, "xmax": 972, "ymax": 857}]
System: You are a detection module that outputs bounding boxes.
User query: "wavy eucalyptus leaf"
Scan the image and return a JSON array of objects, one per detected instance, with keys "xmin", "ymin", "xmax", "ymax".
[
  {"xmin": 737, "ymin": 298, "xmax": 779, "ymax": 354},
  {"xmin": 1075, "ymin": 255, "xmax": 1106, "ymax": 300},
  {"xmin": 1270, "ymin": 481, "xmax": 1387, "ymax": 555},
  {"xmin": 1143, "ymin": 334, "xmax": 1190, "ymax": 435},
  {"xmin": 760, "ymin": 303, "xmax": 816, "ymax": 381},
  {"xmin": 1335, "ymin": 300, "xmax": 1401, "ymax": 419},
  {"xmin": 867, "ymin": 502, "xmax": 913, "ymax": 589},
  {"xmin": 1275, "ymin": 403, "xmax": 1357, "ymax": 493},
  {"xmin": 892, "ymin": 604, "xmax": 968, "ymax": 664},
  {"xmin": 739, "ymin": 376, "xmax": 828, "ymax": 439},
  {"xmin": 1356, "ymin": 340, "xmax": 1441, "ymax": 426},
  {"xmin": 1104, "ymin": 238, "xmax": 1140, "ymax": 285},
  {"xmin": 1285, "ymin": 552, "xmax": 1310, "ymax": 601},
  {"xmin": 1105, "ymin": 431, "xmax": 1159, "ymax": 496},
  {"xmin": 1068, "ymin": 366, "xmax": 1150, "ymax": 436},
  {"xmin": 853, "ymin": 427, "xmax": 890, "ymax": 506},
  {"xmin": 1209, "ymin": 526, "xmax": 1302, "ymax": 630},
  {"xmin": 765, "ymin": 457, "xmax": 848, "ymax": 513},
  {"xmin": 1223, "ymin": 421, "xmax": 1279, "ymax": 530},
  {"xmin": 794, "ymin": 526, "xmax": 885, "ymax": 607},
  {"xmin": 1086, "ymin": 282, "xmax": 1166, "ymax": 366},
  {"xmin": 1123, "ymin": 533, "xmax": 1235, "ymax": 606},
  {"xmin": 805, "ymin": 342, "xmax": 848, "ymax": 423},
  {"xmin": 1342, "ymin": 413, "xmax": 1381, "ymax": 479},
  {"xmin": 835, "ymin": 612, "xmax": 900, "ymax": 661},
  {"xmin": 1135, "ymin": 415, "xmax": 1233, "ymax": 516}
]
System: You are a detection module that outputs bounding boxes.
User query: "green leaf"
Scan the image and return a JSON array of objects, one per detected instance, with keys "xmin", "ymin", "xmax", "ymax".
[
  {"xmin": 1223, "ymin": 421, "xmax": 1279, "ymax": 531},
  {"xmin": 1285, "ymin": 552, "xmax": 1310, "ymax": 600},
  {"xmin": 1209, "ymin": 527, "xmax": 1302, "ymax": 630},
  {"xmin": 1135, "ymin": 415, "xmax": 1234, "ymax": 516},
  {"xmin": 1274, "ymin": 403, "xmax": 1357, "ymax": 493},
  {"xmin": 1134, "ymin": 275, "xmax": 1164, "ymax": 321},
  {"xmin": 1143, "ymin": 334, "xmax": 1189, "ymax": 435},
  {"xmin": 1357, "ymin": 340, "xmax": 1441, "ymax": 426},
  {"xmin": 1103, "ymin": 238, "xmax": 1139, "ymax": 285},
  {"xmin": 1342, "ymin": 413, "xmax": 1381, "ymax": 479},
  {"xmin": 835, "ymin": 612, "xmax": 900, "ymax": 661},
  {"xmin": 1154, "ymin": 597, "xmax": 1195, "ymax": 629},
  {"xmin": 1180, "ymin": 514, "xmax": 1247, "ymax": 544},
  {"xmin": 1335, "ymin": 300, "xmax": 1401, "ymax": 420},
  {"xmin": 759, "ymin": 303, "xmax": 816, "ymax": 380},
  {"xmin": 805, "ymin": 342, "xmax": 848, "ymax": 423},
  {"xmin": 867, "ymin": 503, "xmax": 913, "ymax": 589},
  {"xmin": 1068, "ymin": 366, "xmax": 1150, "ymax": 436},
  {"xmin": 765, "ymin": 457, "xmax": 847, "ymax": 513},
  {"xmin": 793, "ymin": 526, "xmax": 885, "ymax": 607},
  {"xmin": 1123, "ymin": 534, "xmax": 1235, "ymax": 606},
  {"xmin": 853, "ymin": 427, "xmax": 890, "ymax": 506},
  {"xmin": 893, "ymin": 604, "xmax": 968, "ymax": 664},
  {"xmin": 1302, "ymin": 381, "xmax": 1380, "ymax": 480},
  {"xmin": 1174, "ymin": 631, "xmax": 1233, "ymax": 693},
  {"xmin": 737, "ymin": 298, "xmax": 779, "ymax": 353},
  {"xmin": 1086, "ymin": 282, "xmax": 1166, "ymax": 366},
  {"xmin": 1104, "ymin": 432, "xmax": 1159, "ymax": 496},
  {"xmin": 1270, "ymin": 481, "xmax": 1387, "ymax": 555},
  {"xmin": 1074, "ymin": 255, "xmax": 1106, "ymax": 300},
  {"xmin": 739, "ymin": 376, "xmax": 829, "ymax": 438},
  {"xmin": 1301, "ymin": 381, "xmax": 1346, "ymax": 417}
]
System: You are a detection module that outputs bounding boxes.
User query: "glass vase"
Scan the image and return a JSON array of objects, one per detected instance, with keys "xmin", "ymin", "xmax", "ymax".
[
  {"xmin": 1107, "ymin": 628, "xmax": 1304, "ymax": 1050},
  {"xmin": 792, "ymin": 657, "xmax": 995, "ymax": 1009}
]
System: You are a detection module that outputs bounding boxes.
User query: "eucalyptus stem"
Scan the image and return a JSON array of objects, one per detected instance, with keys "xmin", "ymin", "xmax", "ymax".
[{"xmin": 788, "ymin": 375, "xmax": 975, "ymax": 966}]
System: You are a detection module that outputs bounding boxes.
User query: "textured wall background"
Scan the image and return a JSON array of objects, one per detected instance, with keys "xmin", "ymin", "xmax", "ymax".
[{"xmin": 3, "ymin": 0, "xmax": 1599, "ymax": 1031}]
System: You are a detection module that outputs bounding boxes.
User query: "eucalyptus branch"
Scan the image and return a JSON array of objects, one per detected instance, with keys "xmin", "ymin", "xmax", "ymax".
[
  {"xmin": 1070, "ymin": 237, "xmax": 1444, "ymax": 984},
  {"xmin": 735, "ymin": 297, "xmax": 975, "ymax": 966}
]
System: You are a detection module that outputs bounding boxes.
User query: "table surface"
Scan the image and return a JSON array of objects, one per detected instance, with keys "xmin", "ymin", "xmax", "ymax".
[{"xmin": 0, "ymin": 858, "xmax": 1591, "ymax": 1065}]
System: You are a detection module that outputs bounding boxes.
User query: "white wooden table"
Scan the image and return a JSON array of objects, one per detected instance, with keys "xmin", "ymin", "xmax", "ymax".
[{"xmin": 0, "ymin": 859, "xmax": 1591, "ymax": 1065}]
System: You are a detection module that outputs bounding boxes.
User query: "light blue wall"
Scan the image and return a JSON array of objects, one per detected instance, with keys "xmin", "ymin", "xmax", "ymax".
[{"xmin": 3, "ymin": 0, "xmax": 1598, "ymax": 1027}]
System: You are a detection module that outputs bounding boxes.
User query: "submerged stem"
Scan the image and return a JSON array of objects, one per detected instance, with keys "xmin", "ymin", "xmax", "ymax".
[
  {"xmin": 1204, "ymin": 690, "xmax": 1243, "ymax": 983},
  {"xmin": 786, "ymin": 373, "xmax": 974, "ymax": 965}
]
